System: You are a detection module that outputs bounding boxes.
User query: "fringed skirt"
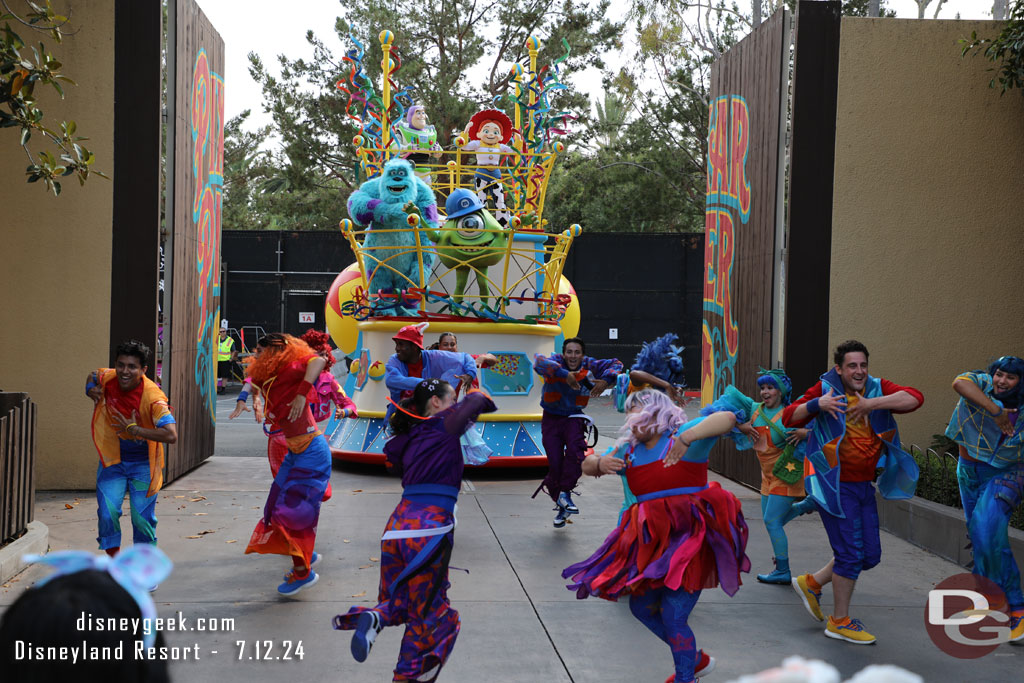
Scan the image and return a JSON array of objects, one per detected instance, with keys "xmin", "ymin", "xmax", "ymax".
[{"xmin": 562, "ymin": 482, "xmax": 750, "ymax": 599}]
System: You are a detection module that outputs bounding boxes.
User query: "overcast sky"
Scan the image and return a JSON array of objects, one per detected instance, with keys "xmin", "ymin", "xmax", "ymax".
[{"xmin": 194, "ymin": 0, "xmax": 1001, "ymax": 136}]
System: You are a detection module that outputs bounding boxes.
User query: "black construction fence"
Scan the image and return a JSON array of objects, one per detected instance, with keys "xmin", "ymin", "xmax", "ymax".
[
  {"xmin": 1, "ymin": 392, "xmax": 36, "ymax": 545},
  {"xmin": 221, "ymin": 230, "xmax": 705, "ymax": 388}
]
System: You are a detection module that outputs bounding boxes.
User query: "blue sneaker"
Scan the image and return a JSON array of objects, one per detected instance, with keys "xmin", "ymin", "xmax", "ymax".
[
  {"xmin": 351, "ymin": 610, "xmax": 383, "ymax": 662},
  {"xmin": 553, "ymin": 507, "xmax": 570, "ymax": 528},
  {"xmin": 557, "ymin": 492, "xmax": 579, "ymax": 514},
  {"xmin": 278, "ymin": 569, "xmax": 318, "ymax": 596}
]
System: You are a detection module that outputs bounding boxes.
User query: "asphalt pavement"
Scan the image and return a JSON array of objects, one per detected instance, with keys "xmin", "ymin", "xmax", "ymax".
[{"xmin": 2, "ymin": 388, "xmax": 1021, "ymax": 682}]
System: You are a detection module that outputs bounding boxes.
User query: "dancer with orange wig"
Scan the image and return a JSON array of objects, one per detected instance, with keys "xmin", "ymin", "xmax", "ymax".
[{"xmin": 244, "ymin": 333, "xmax": 332, "ymax": 595}]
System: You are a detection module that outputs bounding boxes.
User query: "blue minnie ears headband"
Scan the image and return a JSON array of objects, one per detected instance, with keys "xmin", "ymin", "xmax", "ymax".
[{"xmin": 22, "ymin": 545, "xmax": 173, "ymax": 649}]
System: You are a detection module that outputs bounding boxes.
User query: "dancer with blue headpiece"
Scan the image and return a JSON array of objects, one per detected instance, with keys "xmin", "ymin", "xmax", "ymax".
[
  {"xmin": 1, "ymin": 546, "xmax": 174, "ymax": 680},
  {"xmin": 946, "ymin": 354, "xmax": 1024, "ymax": 642},
  {"xmin": 615, "ymin": 333, "xmax": 687, "ymax": 410},
  {"xmin": 710, "ymin": 369, "xmax": 813, "ymax": 584}
]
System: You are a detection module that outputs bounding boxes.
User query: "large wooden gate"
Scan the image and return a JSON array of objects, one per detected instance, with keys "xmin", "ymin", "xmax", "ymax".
[
  {"xmin": 164, "ymin": 0, "xmax": 225, "ymax": 481},
  {"xmin": 703, "ymin": 10, "xmax": 790, "ymax": 485}
]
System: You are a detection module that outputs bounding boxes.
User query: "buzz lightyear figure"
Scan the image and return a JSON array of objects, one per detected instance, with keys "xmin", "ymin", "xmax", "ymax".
[{"xmin": 396, "ymin": 105, "xmax": 443, "ymax": 185}]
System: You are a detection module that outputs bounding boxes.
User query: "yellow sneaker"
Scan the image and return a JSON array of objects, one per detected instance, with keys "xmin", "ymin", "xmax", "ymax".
[
  {"xmin": 825, "ymin": 616, "xmax": 876, "ymax": 644},
  {"xmin": 792, "ymin": 574, "xmax": 824, "ymax": 622},
  {"xmin": 1010, "ymin": 612, "xmax": 1024, "ymax": 643}
]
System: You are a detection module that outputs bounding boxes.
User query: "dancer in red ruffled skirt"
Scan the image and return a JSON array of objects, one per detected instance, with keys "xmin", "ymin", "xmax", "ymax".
[{"xmin": 564, "ymin": 390, "xmax": 750, "ymax": 683}]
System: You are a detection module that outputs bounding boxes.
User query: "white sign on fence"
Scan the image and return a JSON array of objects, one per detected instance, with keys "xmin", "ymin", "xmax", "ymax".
[{"xmin": 299, "ymin": 312, "xmax": 315, "ymax": 324}]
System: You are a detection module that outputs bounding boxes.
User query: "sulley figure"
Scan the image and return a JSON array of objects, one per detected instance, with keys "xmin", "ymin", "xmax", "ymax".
[{"xmin": 346, "ymin": 158, "xmax": 439, "ymax": 316}]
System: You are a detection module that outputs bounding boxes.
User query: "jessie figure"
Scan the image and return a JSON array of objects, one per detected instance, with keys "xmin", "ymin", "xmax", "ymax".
[
  {"xmin": 244, "ymin": 333, "xmax": 333, "ymax": 596},
  {"xmin": 459, "ymin": 109, "xmax": 516, "ymax": 229}
]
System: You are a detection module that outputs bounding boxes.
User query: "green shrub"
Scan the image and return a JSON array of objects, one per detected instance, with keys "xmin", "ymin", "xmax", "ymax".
[{"xmin": 910, "ymin": 444, "xmax": 1024, "ymax": 532}]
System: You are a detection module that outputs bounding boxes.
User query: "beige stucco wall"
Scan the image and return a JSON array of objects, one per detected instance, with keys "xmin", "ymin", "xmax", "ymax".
[
  {"xmin": 0, "ymin": 2, "xmax": 115, "ymax": 488},
  {"xmin": 829, "ymin": 18, "xmax": 1024, "ymax": 448}
]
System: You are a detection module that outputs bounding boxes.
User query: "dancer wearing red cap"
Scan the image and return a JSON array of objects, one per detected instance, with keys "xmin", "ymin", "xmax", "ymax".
[{"xmin": 384, "ymin": 322, "xmax": 477, "ymax": 423}]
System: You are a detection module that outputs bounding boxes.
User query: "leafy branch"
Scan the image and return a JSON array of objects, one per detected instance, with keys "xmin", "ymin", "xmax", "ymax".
[
  {"xmin": 0, "ymin": 0, "xmax": 108, "ymax": 195},
  {"xmin": 961, "ymin": 0, "xmax": 1024, "ymax": 98}
]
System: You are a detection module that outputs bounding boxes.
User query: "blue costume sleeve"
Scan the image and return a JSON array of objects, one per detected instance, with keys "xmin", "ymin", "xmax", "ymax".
[
  {"xmin": 384, "ymin": 355, "xmax": 422, "ymax": 392},
  {"xmin": 956, "ymin": 371, "xmax": 993, "ymax": 394},
  {"xmin": 533, "ymin": 354, "xmax": 569, "ymax": 379},
  {"xmin": 583, "ymin": 356, "xmax": 624, "ymax": 383},
  {"xmin": 422, "ymin": 350, "xmax": 477, "ymax": 387},
  {"xmin": 700, "ymin": 385, "xmax": 752, "ymax": 423}
]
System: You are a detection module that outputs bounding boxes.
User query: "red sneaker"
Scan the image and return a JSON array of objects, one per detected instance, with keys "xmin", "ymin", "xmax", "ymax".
[
  {"xmin": 695, "ymin": 650, "xmax": 716, "ymax": 676},
  {"xmin": 664, "ymin": 651, "xmax": 714, "ymax": 683}
]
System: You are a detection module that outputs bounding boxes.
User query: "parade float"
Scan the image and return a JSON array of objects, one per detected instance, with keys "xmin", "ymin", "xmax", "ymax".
[{"xmin": 324, "ymin": 30, "xmax": 582, "ymax": 466}]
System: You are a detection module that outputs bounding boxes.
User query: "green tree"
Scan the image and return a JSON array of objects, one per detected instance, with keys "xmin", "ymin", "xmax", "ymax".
[
  {"xmin": 330, "ymin": 0, "xmax": 623, "ymax": 147},
  {"xmin": 232, "ymin": 0, "xmax": 623, "ymax": 232},
  {"xmin": 0, "ymin": 0, "xmax": 107, "ymax": 194},
  {"xmin": 565, "ymin": 0, "xmax": 899, "ymax": 233},
  {"xmin": 962, "ymin": 0, "xmax": 1024, "ymax": 97},
  {"xmin": 222, "ymin": 110, "xmax": 277, "ymax": 230},
  {"xmin": 592, "ymin": 91, "xmax": 631, "ymax": 149}
]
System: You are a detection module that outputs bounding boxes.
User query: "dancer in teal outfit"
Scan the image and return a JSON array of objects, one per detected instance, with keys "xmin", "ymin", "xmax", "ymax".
[
  {"xmin": 946, "ymin": 355, "xmax": 1024, "ymax": 642},
  {"xmin": 722, "ymin": 370, "xmax": 812, "ymax": 584}
]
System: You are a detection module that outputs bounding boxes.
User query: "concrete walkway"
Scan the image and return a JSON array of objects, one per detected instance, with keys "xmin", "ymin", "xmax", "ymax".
[{"xmin": 2, "ymin": 391, "xmax": 1020, "ymax": 681}]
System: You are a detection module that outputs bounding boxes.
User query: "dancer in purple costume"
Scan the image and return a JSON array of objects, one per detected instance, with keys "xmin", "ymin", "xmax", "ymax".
[{"xmin": 333, "ymin": 379, "xmax": 496, "ymax": 682}]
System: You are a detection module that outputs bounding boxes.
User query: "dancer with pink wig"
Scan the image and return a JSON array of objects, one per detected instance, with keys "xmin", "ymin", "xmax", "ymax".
[{"xmin": 567, "ymin": 389, "xmax": 751, "ymax": 683}]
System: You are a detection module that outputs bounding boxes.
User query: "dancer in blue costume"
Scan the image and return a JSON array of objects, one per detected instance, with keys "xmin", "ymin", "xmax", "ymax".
[
  {"xmin": 720, "ymin": 370, "xmax": 812, "ymax": 584},
  {"xmin": 567, "ymin": 389, "xmax": 750, "ymax": 683},
  {"xmin": 334, "ymin": 379, "xmax": 496, "ymax": 682},
  {"xmin": 385, "ymin": 322, "xmax": 476, "ymax": 422},
  {"xmin": 784, "ymin": 340, "xmax": 922, "ymax": 645},
  {"xmin": 946, "ymin": 355, "xmax": 1024, "ymax": 642}
]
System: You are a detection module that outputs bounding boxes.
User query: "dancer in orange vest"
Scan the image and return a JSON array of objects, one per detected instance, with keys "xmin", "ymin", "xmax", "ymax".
[{"xmin": 86, "ymin": 340, "xmax": 177, "ymax": 560}]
